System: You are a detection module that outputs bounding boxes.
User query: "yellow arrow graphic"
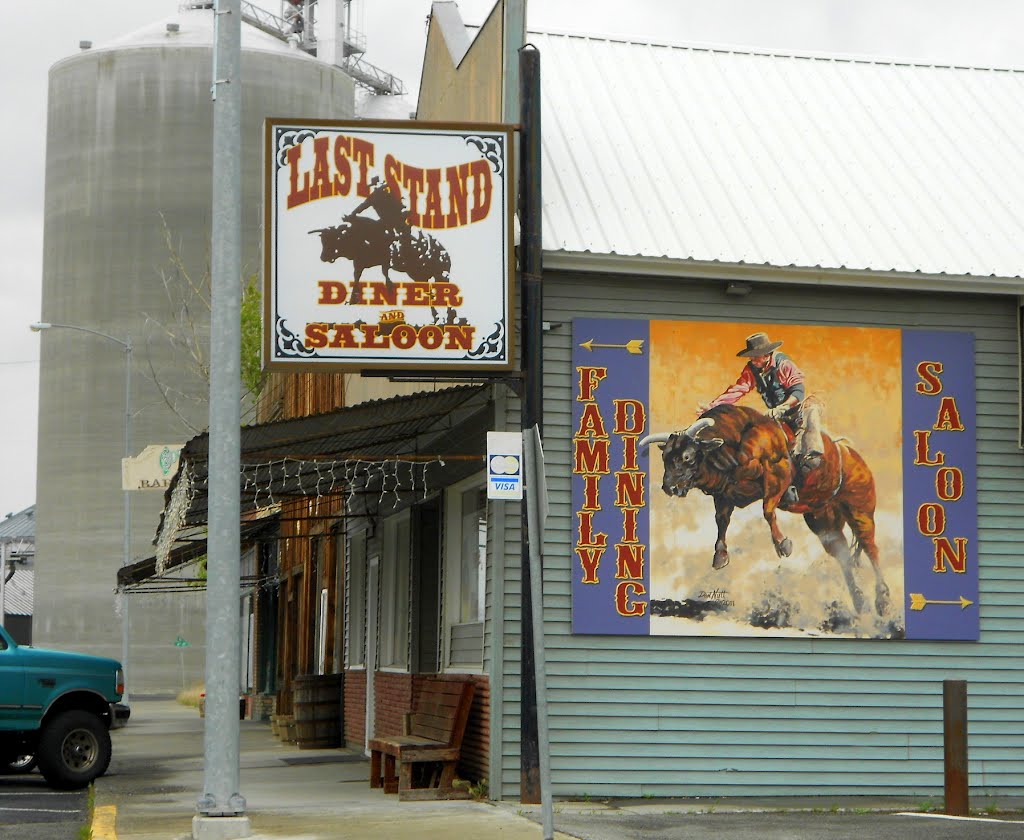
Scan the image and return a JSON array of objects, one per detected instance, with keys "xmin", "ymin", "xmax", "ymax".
[
  {"xmin": 909, "ymin": 593, "xmax": 974, "ymax": 611},
  {"xmin": 579, "ymin": 338, "xmax": 645, "ymax": 355}
]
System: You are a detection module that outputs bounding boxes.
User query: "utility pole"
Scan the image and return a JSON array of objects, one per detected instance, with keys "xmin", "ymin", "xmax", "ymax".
[
  {"xmin": 0, "ymin": 541, "xmax": 7, "ymax": 629},
  {"xmin": 518, "ymin": 43, "xmax": 543, "ymax": 806},
  {"xmin": 29, "ymin": 321, "xmax": 132, "ymax": 700},
  {"xmin": 194, "ymin": 0, "xmax": 248, "ymax": 836}
]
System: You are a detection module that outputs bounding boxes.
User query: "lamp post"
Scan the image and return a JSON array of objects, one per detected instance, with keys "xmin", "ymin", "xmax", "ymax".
[{"xmin": 31, "ymin": 321, "xmax": 132, "ymax": 703}]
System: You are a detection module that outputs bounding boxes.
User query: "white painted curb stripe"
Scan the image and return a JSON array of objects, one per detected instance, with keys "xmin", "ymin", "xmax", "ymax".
[
  {"xmin": 0, "ymin": 806, "xmax": 79, "ymax": 814},
  {"xmin": 896, "ymin": 811, "xmax": 1024, "ymax": 824}
]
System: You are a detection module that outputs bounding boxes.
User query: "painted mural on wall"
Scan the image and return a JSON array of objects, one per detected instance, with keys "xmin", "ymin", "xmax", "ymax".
[
  {"xmin": 571, "ymin": 318, "xmax": 978, "ymax": 641},
  {"xmin": 264, "ymin": 119, "xmax": 514, "ymax": 372}
]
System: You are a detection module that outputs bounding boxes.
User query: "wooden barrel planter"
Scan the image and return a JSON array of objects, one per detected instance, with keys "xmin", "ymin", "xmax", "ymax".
[{"xmin": 293, "ymin": 673, "xmax": 343, "ymax": 749}]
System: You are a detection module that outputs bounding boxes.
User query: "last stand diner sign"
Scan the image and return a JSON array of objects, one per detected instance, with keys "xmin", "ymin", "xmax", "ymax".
[
  {"xmin": 571, "ymin": 317, "xmax": 979, "ymax": 641},
  {"xmin": 264, "ymin": 119, "xmax": 514, "ymax": 372}
]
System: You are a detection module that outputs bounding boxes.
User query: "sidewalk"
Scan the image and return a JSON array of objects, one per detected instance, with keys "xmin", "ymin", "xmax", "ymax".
[
  {"xmin": 94, "ymin": 697, "xmax": 579, "ymax": 840},
  {"xmin": 95, "ymin": 698, "xmax": 1024, "ymax": 840}
]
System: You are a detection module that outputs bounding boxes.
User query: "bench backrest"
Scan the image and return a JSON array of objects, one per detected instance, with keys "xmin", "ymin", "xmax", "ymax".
[{"xmin": 407, "ymin": 680, "xmax": 475, "ymax": 747}]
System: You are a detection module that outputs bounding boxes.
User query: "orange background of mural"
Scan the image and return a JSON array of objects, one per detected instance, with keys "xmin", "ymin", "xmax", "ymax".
[{"xmin": 646, "ymin": 320, "xmax": 904, "ymax": 632}]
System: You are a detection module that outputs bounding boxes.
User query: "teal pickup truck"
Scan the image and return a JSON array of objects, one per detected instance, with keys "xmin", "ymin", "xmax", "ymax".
[{"xmin": 0, "ymin": 624, "xmax": 128, "ymax": 789}]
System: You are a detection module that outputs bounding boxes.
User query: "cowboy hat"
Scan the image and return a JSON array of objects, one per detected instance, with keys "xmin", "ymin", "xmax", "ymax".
[{"xmin": 737, "ymin": 332, "xmax": 783, "ymax": 357}]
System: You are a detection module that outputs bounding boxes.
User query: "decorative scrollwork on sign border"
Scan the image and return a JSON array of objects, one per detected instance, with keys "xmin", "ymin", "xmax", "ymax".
[
  {"xmin": 467, "ymin": 321, "xmax": 506, "ymax": 360},
  {"xmin": 276, "ymin": 128, "xmax": 317, "ymax": 168},
  {"xmin": 276, "ymin": 318, "xmax": 316, "ymax": 358},
  {"xmin": 465, "ymin": 135, "xmax": 504, "ymax": 176}
]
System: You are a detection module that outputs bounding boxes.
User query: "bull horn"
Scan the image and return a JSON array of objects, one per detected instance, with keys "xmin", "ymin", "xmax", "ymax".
[
  {"xmin": 638, "ymin": 432, "xmax": 674, "ymax": 449},
  {"xmin": 682, "ymin": 417, "xmax": 715, "ymax": 439},
  {"xmin": 308, "ymin": 228, "xmax": 327, "ymax": 234}
]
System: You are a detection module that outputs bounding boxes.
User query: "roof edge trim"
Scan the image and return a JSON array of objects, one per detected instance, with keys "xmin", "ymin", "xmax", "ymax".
[{"xmin": 543, "ymin": 252, "xmax": 1024, "ymax": 296}]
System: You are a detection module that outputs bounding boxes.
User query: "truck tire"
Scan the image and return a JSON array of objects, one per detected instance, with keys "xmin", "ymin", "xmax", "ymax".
[{"xmin": 36, "ymin": 710, "xmax": 112, "ymax": 790}]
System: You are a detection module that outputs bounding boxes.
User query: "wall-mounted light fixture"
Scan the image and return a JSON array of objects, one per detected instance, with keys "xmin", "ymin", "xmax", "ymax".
[{"xmin": 725, "ymin": 281, "xmax": 752, "ymax": 297}]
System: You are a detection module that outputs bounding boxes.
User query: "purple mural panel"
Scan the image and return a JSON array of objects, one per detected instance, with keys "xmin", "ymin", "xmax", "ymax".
[
  {"xmin": 571, "ymin": 318, "xmax": 651, "ymax": 634},
  {"xmin": 902, "ymin": 331, "xmax": 979, "ymax": 641}
]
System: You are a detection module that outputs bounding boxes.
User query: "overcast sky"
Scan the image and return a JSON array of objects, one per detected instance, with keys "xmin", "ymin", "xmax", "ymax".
[{"xmin": 3, "ymin": 0, "xmax": 1024, "ymax": 520}]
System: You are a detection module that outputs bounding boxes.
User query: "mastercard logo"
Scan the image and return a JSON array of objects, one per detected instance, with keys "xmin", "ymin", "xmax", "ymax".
[{"xmin": 489, "ymin": 455, "xmax": 521, "ymax": 476}]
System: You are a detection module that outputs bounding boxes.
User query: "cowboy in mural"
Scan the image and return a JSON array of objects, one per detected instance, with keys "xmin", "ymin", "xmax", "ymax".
[{"xmin": 699, "ymin": 331, "xmax": 824, "ymax": 501}]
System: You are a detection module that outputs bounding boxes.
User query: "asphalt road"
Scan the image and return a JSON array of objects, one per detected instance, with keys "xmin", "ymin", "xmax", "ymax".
[{"xmin": 0, "ymin": 774, "xmax": 87, "ymax": 840}]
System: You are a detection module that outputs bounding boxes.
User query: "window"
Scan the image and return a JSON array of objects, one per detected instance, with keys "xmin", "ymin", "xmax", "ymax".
[
  {"xmin": 443, "ymin": 476, "xmax": 487, "ymax": 671},
  {"xmin": 459, "ymin": 486, "xmax": 487, "ymax": 623},
  {"xmin": 379, "ymin": 514, "xmax": 411, "ymax": 669},
  {"xmin": 346, "ymin": 530, "xmax": 367, "ymax": 668}
]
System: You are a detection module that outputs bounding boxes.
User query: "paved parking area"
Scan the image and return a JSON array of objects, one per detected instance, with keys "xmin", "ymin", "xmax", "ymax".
[{"xmin": 0, "ymin": 774, "xmax": 87, "ymax": 840}]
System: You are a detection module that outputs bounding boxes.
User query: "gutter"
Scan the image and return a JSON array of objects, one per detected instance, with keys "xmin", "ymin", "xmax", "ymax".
[{"xmin": 542, "ymin": 251, "xmax": 1024, "ymax": 297}]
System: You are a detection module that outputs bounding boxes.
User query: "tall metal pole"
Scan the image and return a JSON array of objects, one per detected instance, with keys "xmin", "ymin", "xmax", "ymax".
[
  {"xmin": 519, "ymin": 44, "xmax": 543, "ymax": 805},
  {"xmin": 524, "ymin": 427, "xmax": 553, "ymax": 838},
  {"xmin": 195, "ymin": 0, "xmax": 247, "ymax": 835},
  {"xmin": 121, "ymin": 338, "xmax": 133, "ymax": 705},
  {"xmin": 0, "ymin": 541, "xmax": 8, "ymax": 630}
]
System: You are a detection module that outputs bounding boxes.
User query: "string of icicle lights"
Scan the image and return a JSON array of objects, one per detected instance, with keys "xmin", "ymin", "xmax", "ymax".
[
  {"xmin": 239, "ymin": 456, "xmax": 446, "ymax": 514},
  {"xmin": 154, "ymin": 457, "xmax": 446, "ymax": 576},
  {"xmin": 155, "ymin": 461, "xmax": 197, "ymax": 576}
]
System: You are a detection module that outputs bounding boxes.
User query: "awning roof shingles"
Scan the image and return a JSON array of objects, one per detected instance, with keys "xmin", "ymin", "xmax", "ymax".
[{"xmin": 156, "ymin": 384, "xmax": 492, "ymax": 549}]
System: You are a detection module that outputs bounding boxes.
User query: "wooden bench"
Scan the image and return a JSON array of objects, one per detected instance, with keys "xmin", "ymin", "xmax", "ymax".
[{"xmin": 369, "ymin": 679, "xmax": 475, "ymax": 801}]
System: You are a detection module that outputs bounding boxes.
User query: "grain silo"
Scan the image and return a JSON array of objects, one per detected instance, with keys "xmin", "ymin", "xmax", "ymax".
[{"xmin": 34, "ymin": 1, "xmax": 392, "ymax": 692}]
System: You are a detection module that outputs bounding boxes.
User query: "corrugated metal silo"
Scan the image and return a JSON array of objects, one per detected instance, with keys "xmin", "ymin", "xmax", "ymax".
[{"xmin": 35, "ymin": 4, "xmax": 356, "ymax": 691}]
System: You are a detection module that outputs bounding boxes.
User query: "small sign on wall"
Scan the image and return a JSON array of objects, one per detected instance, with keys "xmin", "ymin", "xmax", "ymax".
[
  {"xmin": 122, "ymin": 444, "xmax": 183, "ymax": 491},
  {"xmin": 487, "ymin": 431, "xmax": 523, "ymax": 500}
]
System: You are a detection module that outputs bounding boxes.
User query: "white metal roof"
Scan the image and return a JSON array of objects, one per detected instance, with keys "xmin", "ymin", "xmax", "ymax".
[
  {"xmin": 0, "ymin": 506, "xmax": 34, "ymax": 542},
  {"xmin": 3, "ymin": 570, "xmax": 33, "ymax": 617},
  {"xmin": 532, "ymin": 30, "xmax": 1024, "ymax": 287}
]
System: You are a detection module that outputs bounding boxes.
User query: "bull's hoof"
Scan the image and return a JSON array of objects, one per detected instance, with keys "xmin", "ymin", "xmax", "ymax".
[
  {"xmin": 712, "ymin": 551, "xmax": 729, "ymax": 570},
  {"xmin": 876, "ymin": 584, "xmax": 891, "ymax": 616},
  {"xmin": 776, "ymin": 538, "xmax": 793, "ymax": 558}
]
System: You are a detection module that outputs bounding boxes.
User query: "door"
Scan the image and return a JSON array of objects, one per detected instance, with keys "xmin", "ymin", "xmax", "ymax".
[
  {"xmin": 363, "ymin": 551, "xmax": 379, "ymax": 753},
  {"xmin": 0, "ymin": 630, "xmax": 25, "ymax": 726}
]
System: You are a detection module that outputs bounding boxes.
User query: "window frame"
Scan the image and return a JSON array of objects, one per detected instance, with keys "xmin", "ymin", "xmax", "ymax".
[
  {"xmin": 345, "ymin": 527, "xmax": 368, "ymax": 669},
  {"xmin": 442, "ymin": 473, "xmax": 487, "ymax": 673},
  {"xmin": 379, "ymin": 511, "xmax": 412, "ymax": 671}
]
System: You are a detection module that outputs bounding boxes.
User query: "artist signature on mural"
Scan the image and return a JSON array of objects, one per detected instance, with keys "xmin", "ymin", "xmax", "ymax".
[{"xmin": 697, "ymin": 589, "xmax": 736, "ymax": 607}]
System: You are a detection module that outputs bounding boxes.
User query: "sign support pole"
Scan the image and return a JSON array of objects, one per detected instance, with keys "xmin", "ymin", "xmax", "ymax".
[
  {"xmin": 525, "ymin": 427, "xmax": 554, "ymax": 838},
  {"xmin": 195, "ymin": 0, "xmax": 248, "ymax": 836},
  {"xmin": 519, "ymin": 43, "xmax": 544, "ymax": 806}
]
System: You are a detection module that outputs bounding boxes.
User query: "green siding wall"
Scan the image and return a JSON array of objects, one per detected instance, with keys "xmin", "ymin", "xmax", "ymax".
[{"xmin": 493, "ymin": 271, "xmax": 1024, "ymax": 799}]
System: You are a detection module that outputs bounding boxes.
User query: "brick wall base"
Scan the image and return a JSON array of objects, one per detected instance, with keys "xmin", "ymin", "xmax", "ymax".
[
  {"xmin": 343, "ymin": 668, "xmax": 366, "ymax": 748},
  {"xmin": 344, "ymin": 670, "xmax": 490, "ymax": 788}
]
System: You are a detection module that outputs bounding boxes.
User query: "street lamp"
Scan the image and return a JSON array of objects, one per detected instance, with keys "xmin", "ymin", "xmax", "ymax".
[{"xmin": 31, "ymin": 321, "xmax": 133, "ymax": 703}]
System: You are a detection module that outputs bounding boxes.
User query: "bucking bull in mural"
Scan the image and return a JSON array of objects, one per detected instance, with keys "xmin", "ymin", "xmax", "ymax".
[
  {"xmin": 639, "ymin": 332, "xmax": 891, "ymax": 618},
  {"xmin": 309, "ymin": 176, "xmax": 452, "ymax": 295}
]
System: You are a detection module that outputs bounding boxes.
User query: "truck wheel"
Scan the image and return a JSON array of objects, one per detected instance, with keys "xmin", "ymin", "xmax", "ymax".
[
  {"xmin": 36, "ymin": 711, "xmax": 112, "ymax": 790},
  {"xmin": 4, "ymin": 754, "xmax": 36, "ymax": 773}
]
